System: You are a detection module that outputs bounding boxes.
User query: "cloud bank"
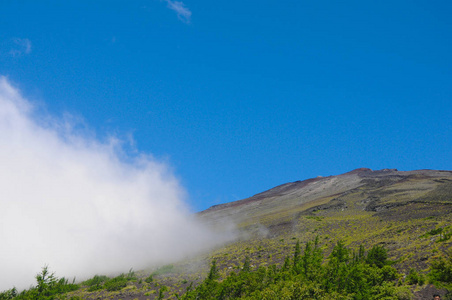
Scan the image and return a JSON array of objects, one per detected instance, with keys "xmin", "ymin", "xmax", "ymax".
[
  {"xmin": 165, "ymin": 0, "xmax": 192, "ymax": 23},
  {"xmin": 0, "ymin": 77, "xmax": 232, "ymax": 291}
]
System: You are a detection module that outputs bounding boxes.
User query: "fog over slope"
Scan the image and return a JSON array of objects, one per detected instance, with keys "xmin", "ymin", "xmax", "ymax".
[{"xmin": 0, "ymin": 77, "xmax": 234, "ymax": 291}]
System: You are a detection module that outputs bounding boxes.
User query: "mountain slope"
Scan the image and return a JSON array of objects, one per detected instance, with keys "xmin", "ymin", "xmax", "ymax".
[
  {"xmin": 200, "ymin": 168, "xmax": 452, "ymax": 234},
  {"xmin": 198, "ymin": 168, "xmax": 452, "ymax": 275},
  {"xmin": 19, "ymin": 168, "xmax": 452, "ymax": 299}
]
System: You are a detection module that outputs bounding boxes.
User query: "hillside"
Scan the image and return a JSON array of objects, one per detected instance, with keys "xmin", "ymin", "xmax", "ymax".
[
  {"xmin": 4, "ymin": 168, "xmax": 452, "ymax": 299},
  {"xmin": 199, "ymin": 168, "xmax": 452, "ymax": 270},
  {"xmin": 192, "ymin": 168, "xmax": 452, "ymax": 299}
]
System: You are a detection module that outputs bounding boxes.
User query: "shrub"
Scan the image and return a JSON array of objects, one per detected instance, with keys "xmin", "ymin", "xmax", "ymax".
[
  {"xmin": 126, "ymin": 268, "xmax": 137, "ymax": 281},
  {"xmin": 83, "ymin": 274, "xmax": 109, "ymax": 291},
  {"xmin": 83, "ymin": 274, "xmax": 109, "ymax": 286},
  {"xmin": 0, "ymin": 288, "xmax": 17, "ymax": 300},
  {"xmin": 429, "ymin": 251, "xmax": 452, "ymax": 286},
  {"xmin": 428, "ymin": 228, "xmax": 444, "ymax": 236},
  {"xmin": 104, "ymin": 275, "xmax": 128, "ymax": 291},
  {"xmin": 406, "ymin": 268, "xmax": 425, "ymax": 285},
  {"xmin": 366, "ymin": 245, "xmax": 389, "ymax": 268},
  {"xmin": 145, "ymin": 274, "xmax": 154, "ymax": 283}
]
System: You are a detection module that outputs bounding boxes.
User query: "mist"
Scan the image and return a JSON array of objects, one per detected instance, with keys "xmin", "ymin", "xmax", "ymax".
[{"xmin": 0, "ymin": 77, "xmax": 234, "ymax": 291}]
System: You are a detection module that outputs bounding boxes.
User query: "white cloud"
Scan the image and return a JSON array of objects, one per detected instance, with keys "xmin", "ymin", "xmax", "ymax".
[
  {"xmin": 9, "ymin": 38, "xmax": 32, "ymax": 57},
  {"xmin": 165, "ymin": 0, "xmax": 192, "ymax": 23},
  {"xmin": 0, "ymin": 76, "xmax": 234, "ymax": 291}
]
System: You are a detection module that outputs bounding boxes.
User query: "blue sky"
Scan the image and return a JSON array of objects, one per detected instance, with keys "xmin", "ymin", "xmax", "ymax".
[{"xmin": 1, "ymin": 0, "xmax": 451, "ymax": 211}]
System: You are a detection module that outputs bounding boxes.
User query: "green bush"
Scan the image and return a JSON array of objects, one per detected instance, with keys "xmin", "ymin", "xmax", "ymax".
[
  {"xmin": 0, "ymin": 288, "xmax": 17, "ymax": 300},
  {"xmin": 145, "ymin": 274, "xmax": 154, "ymax": 283},
  {"xmin": 429, "ymin": 251, "xmax": 452, "ymax": 287},
  {"xmin": 7, "ymin": 266, "xmax": 79, "ymax": 300},
  {"xmin": 83, "ymin": 274, "xmax": 109, "ymax": 291},
  {"xmin": 181, "ymin": 239, "xmax": 406, "ymax": 300},
  {"xmin": 366, "ymin": 245, "xmax": 389, "ymax": 268},
  {"xmin": 406, "ymin": 268, "xmax": 425, "ymax": 285},
  {"xmin": 83, "ymin": 274, "xmax": 109, "ymax": 286},
  {"xmin": 428, "ymin": 228, "xmax": 444, "ymax": 235},
  {"xmin": 126, "ymin": 268, "xmax": 137, "ymax": 281},
  {"xmin": 104, "ymin": 275, "xmax": 128, "ymax": 291}
]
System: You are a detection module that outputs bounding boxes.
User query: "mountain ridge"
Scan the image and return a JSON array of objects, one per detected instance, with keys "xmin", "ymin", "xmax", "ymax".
[{"xmin": 199, "ymin": 168, "xmax": 452, "ymax": 228}]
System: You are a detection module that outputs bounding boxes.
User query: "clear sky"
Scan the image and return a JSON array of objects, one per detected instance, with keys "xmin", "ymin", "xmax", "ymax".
[{"xmin": 1, "ymin": 0, "xmax": 451, "ymax": 211}]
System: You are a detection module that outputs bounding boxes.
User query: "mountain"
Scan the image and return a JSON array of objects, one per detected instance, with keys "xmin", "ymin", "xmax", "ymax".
[
  {"xmin": 200, "ymin": 167, "xmax": 451, "ymax": 249},
  {"xmin": 8, "ymin": 168, "xmax": 452, "ymax": 299},
  {"xmin": 200, "ymin": 168, "xmax": 452, "ymax": 249},
  {"xmin": 201, "ymin": 168, "xmax": 451, "ymax": 218},
  {"xmin": 193, "ymin": 168, "xmax": 452, "ymax": 298}
]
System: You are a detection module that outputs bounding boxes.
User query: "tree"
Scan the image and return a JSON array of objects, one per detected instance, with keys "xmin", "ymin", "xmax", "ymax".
[
  {"xmin": 330, "ymin": 240, "xmax": 349, "ymax": 264},
  {"xmin": 242, "ymin": 257, "xmax": 251, "ymax": 273},
  {"xmin": 207, "ymin": 260, "xmax": 220, "ymax": 281},
  {"xmin": 429, "ymin": 251, "xmax": 452, "ymax": 287},
  {"xmin": 293, "ymin": 240, "xmax": 301, "ymax": 272},
  {"xmin": 36, "ymin": 265, "xmax": 57, "ymax": 298},
  {"xmin": 366, "ymin": 245, "xmax": 388, "ymax": 268}
]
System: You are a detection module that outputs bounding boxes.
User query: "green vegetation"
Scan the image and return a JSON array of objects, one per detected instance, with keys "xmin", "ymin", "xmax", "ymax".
[
  {"xmin": 0, "ymin": 266, "xmax": 78, "ymax": 300},
  {"xmin": 145, "ymin": 274, "xmax": 154, "ymax": 283},
  {"xmin": 182, "ymin": 239, "xmax": 412, "ymax": 300},
  {"xmin": 422, "ymin": 226, "xmax": 452, "ymax": 242},
  {"xmin": 83, "ymin": 274, "xmax": 109, "ymax": 291},
  {"xmin": 82, "ymin": 274, "xmax": 108, "ymax": 286},
  {"xmin": 1, "ymin": 240, "xmax": 451, "ymax": 299},
  {"xmin": 103, "ymin": 274, "xmax": 128, "ymax": 292},
  {"xmin": 94, "ymin": 269, "xmax": 137, "ymax": 292},
  {"xmin": 429, "ymin": 250, "xmax": 452, "ymax": 289},
  {"xmin": 406, "ymin": 268, "xmax": 425, "ymax": 285}
]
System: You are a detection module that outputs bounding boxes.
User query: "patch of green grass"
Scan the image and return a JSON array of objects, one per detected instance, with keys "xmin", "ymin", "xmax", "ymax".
[{"xmin": 305, "ymin": 215, "xmax": 325, "ymax": 221}]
